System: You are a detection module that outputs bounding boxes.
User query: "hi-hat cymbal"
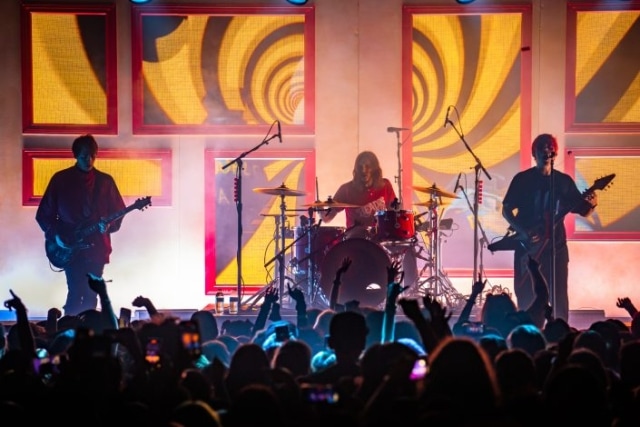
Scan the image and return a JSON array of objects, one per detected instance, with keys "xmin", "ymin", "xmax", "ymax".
[
  {"xmin": 303, "ymin": 198, "xmax": 361, "ymax": 209},
  {"xmin": 253, "ymin": 183, "xmax": 306, "ymax": 197},
  {"xmin": 412, "ymin": 184, "xmax": 458, "ymax": 199}
]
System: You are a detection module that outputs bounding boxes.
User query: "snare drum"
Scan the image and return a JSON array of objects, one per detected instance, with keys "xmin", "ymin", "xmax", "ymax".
[{"xmin": 374, "ymin": 210, "xmax": 415, "ymax": 242}]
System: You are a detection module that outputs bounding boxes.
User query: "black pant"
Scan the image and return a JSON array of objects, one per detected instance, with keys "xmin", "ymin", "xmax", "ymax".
[
  {"xmin": 513, "ymin": 244, "xmax": 569, "ymax": 321},
  {"xmin": 63, "ymin": 255, "xmax": 105, "ymax": 316}
]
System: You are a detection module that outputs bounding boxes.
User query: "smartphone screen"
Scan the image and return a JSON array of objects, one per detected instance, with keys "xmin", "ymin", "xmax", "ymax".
[
  {"xmin": 302, "ymin": 385, "xmax": 339, "ymax": 404},
  {"xmin": 119, "ymin": 307, "xmax": 132, "ymax": 328},
  {"xmin": 409, "ymin": 358, "xmax": 428, "ymax": 381},
  {"xmin": 179, "ymin": 321, "xmax": 202, "ymax": 358},
  {"xmin": 145, "ymin": 337, "xmax": 161, "ymax": 366},
  {"xmin": 275, "ymin": 325, "xmax": 290, "ymax": 342}
]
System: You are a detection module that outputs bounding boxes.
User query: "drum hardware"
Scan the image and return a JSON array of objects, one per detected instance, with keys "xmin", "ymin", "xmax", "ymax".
[
  {"xmin": 247, "ymin": 183, "xmax": 306, "ymax": 309},
  {"xmin": 412, "ymin": 196, "xmax": 466, "ymax": 310}
]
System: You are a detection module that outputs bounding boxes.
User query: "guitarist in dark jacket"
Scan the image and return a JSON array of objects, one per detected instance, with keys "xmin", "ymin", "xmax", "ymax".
[
  {"xmin": 36, "ymin": 134, "xmax": 126, "ymax": 316},
  {"xmin": 501, "ymin": 134, "xmax": 597, "ymax": 322}
]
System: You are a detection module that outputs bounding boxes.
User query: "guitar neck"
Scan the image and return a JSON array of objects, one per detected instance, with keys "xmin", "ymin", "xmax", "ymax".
[{"xmin": 78, "ymin": 204, "xmax": 138, "ymax": 239}]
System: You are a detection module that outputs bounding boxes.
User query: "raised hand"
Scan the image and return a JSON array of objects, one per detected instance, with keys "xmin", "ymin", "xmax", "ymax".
[
  {"xmin": 87, "ymin": 273, "xmax": 108, "ymax": 296},
  {"xmin": 287, "ymin": 283, "xmax": 306, "ymax": 305},
  {"xmin": 336, "ymin": 257, "xmax": 352, "ymax": 279},
  {"xmin": 398, "ymin": 298, "xmax": 424, "ymax": 323},
  {"xmin": 4, "ymin": 289, "xmax": 26, "ymax": 312},
  {"xmin": 616, "ymin": 297, "xmax": 638, "ymax": 316},
  {"xmin": 386, "ymin": 260, "xmax": 404, "ymax": 285},
  {"xmin": 471, "ymin": 277, "xmax": 487, "ymax": 296},
  {"xmin": 132, "ymin": 296, "xmax": 151, "ymax": 307},
  {"xmin": 264, "ymin": 286, "xmax": 279, "ymax": 305},
  {"xmin": 422, "ymin": 293, "xmax": 452, "ymax": 338}
]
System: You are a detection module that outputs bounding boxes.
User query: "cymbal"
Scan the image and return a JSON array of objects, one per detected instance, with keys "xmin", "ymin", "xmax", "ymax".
[
  {"xmin": 260, "ymin": 213, "xmax": 297, "ymax": 218},
  {"xmin": 303, "ymin": 199, "xmax": 360, "ymax": 209},
  {"xmin": 412, "ymin": 184, "xmax": 458, "ymax": 199},
  {"xmin": 253, "ymin": 183, "xmax": 306, "ymax": 197},
  {"xmin": 414, "ymin": 200, "xmax": 440, "ymax": 208}
]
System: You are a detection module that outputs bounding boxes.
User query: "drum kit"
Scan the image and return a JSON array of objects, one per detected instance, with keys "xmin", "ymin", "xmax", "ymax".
[{"xmin": 248, "ymin": 182, "xmax": 465, "ymax": 309}]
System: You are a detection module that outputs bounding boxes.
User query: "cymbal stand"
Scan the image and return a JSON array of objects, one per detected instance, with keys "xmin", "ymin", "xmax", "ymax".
[
  {"xmin": 416, "ymin": 197, "xmax": 465, "ymax": 309},
  {"xmin": 245, "ymin": 193, "xmax": 292, "ymax": 309},
  {"xmin": 294, "ymin": 212, "xmax": 329, "ymax": 308}
]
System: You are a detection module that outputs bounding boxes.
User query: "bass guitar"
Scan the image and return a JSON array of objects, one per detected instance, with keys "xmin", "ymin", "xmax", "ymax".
[
  {"xmin": 45, "ymin": 196, "xmax": 152, "ymax": 269},
  {"xmin": 487, "ymin": 174, "xmax": 615, "ymax": 254}
]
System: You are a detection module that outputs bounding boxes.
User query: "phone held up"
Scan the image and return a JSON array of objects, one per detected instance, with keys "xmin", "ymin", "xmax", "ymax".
[
  {"xmin": 145, "ymin": 337, "xmax": 162, "ymax": 367},
  {"xmin": 301, "ymin": 384, "xmax": 339, "ymax": 404},
  {"xmin": 179, "ymin": 320, "xmax": 202, "ymax": 359},
  {"xmin": 119, "ymin": 307, "xmax": 132, "ymax": 328}
]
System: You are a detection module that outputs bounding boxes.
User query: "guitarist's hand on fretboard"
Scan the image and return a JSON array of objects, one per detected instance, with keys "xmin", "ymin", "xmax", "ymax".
[
  {"xmin": 585, "ymin": 191, "xmax": 598, "ymax": 208},
  {"xmin": 98, "ymin": 219, "xmax": 109, "ymax": 234}
]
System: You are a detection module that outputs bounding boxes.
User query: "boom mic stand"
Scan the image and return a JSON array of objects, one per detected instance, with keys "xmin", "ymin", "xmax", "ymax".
[
  {"xmin": 221, "ymin": 124, "xmax": 281, "ymax": 309},
  {"xmin": 445, "ymin": 108, "xmax": 492, "ymax": 283},
  {"xmin": 549, "ymin": 156, "xmax": 557, "ymax": 318},
  {"xmin": 455, "ymin": 173, "xmax": 492, "ymax": 305}
]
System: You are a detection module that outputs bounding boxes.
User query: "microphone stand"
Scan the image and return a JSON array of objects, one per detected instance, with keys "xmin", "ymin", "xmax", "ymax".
[
  {"xmin": 549, "ymin": 157, "xmax": 557, "ymax": 318},
  {"xmin": 222, "ymin": 131, "xmax": 280, "ymax": 308},
  {"xmin": 446, "ymin": 116, "xmax": 492, "ymax": 283},
  {"xmin": 456, "ymin": 177, "xmax": 492, "ymax": 303},
  {"xmin": 389, "ymin": 128, "xmax": 409, "ymax": 208}
]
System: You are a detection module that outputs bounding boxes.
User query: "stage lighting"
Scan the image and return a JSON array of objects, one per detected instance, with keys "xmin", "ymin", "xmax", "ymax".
[
  {"xmin": 130, "ymin": 0, "xmax": 153, "ymax": 4},
  {"xmin": 286, "ymin": 0, "xmax": 309, "ymax": 5},
  {"xmin": 456, "ymin": 0, "xmax": 477, "ymax": 4}
]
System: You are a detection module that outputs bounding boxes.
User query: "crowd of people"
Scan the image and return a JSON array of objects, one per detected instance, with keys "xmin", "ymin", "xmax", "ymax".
[{"xmin": 1, "ymin": 256, "xmax": 639, "ymax": 427}]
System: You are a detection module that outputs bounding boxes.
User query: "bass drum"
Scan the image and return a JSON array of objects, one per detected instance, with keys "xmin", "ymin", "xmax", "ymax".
[
  {"xmin": 294, "ymin": 226, "xmax": 345, "ymax": 271},
  {"xmin": 320, "ymin": 238, "xmax": 391, "ymax": 307}
]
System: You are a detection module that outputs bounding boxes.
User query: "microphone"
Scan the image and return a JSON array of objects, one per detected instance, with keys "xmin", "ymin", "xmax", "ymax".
[
  {"xmin": 545, "ymin": 152, "xmax": 556, "ymax": 160},
  {"xmin": 443, "ymin": 106, "xmax": 451, "ymax": 128},
  {"xmin": 387, "ymin": 127, "xmax": 409, "ymax": 132},
  {"xmin": 453, "ymin": 172, "xmax": 462, "ymax": 192},
  {"xmin": 276, "ymin": 120, "xmax": 282, "ymax": 143}
]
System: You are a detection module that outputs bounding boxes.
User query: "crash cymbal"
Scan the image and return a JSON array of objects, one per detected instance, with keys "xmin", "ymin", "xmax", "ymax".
[
  {"xmin": 253, "ymin": 183, "xmax": 306, "ymax": 197},
  {"xmin": 303, "ymin": 198, "xmax": 361, "ymax": 209},
  {"xmin": 412, "ymin": 184, "xmax": 459, "ymax": 199}
]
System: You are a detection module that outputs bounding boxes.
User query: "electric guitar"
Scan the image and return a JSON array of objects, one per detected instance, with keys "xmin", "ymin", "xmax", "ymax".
[
  {"xmin": 487, "ymin": 174, "xmax": 615, "ymax": 254},
  {"xmin": 45, "ymin": 196, "xmax": 152, "ymax": 269}
]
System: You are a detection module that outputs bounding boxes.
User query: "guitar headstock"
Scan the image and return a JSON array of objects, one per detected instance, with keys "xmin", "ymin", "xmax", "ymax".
[
  {"xmin": 134, "ymin": 196, "xmax": 152, "ymax": 211},
  {"xmin": 591, "ymin": 174, "xmax": 615, "ymax": 192}
]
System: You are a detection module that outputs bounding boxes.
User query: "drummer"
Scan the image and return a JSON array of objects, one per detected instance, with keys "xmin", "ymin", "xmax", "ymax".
[{"xmin": 321, "ymin": 150, "xmax": 396, "ymax": 236}]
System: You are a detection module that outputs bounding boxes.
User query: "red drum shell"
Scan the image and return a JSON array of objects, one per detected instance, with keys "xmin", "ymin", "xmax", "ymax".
[{"xmin": 374, "ymin": 210, "xmax": 415, "ymax": 242}]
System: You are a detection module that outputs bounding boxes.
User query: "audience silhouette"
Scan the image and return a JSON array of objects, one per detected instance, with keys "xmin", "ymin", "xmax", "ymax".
[{"xmin": 1, "ymin": 258, "xmax": 639, "ymax": 427}]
